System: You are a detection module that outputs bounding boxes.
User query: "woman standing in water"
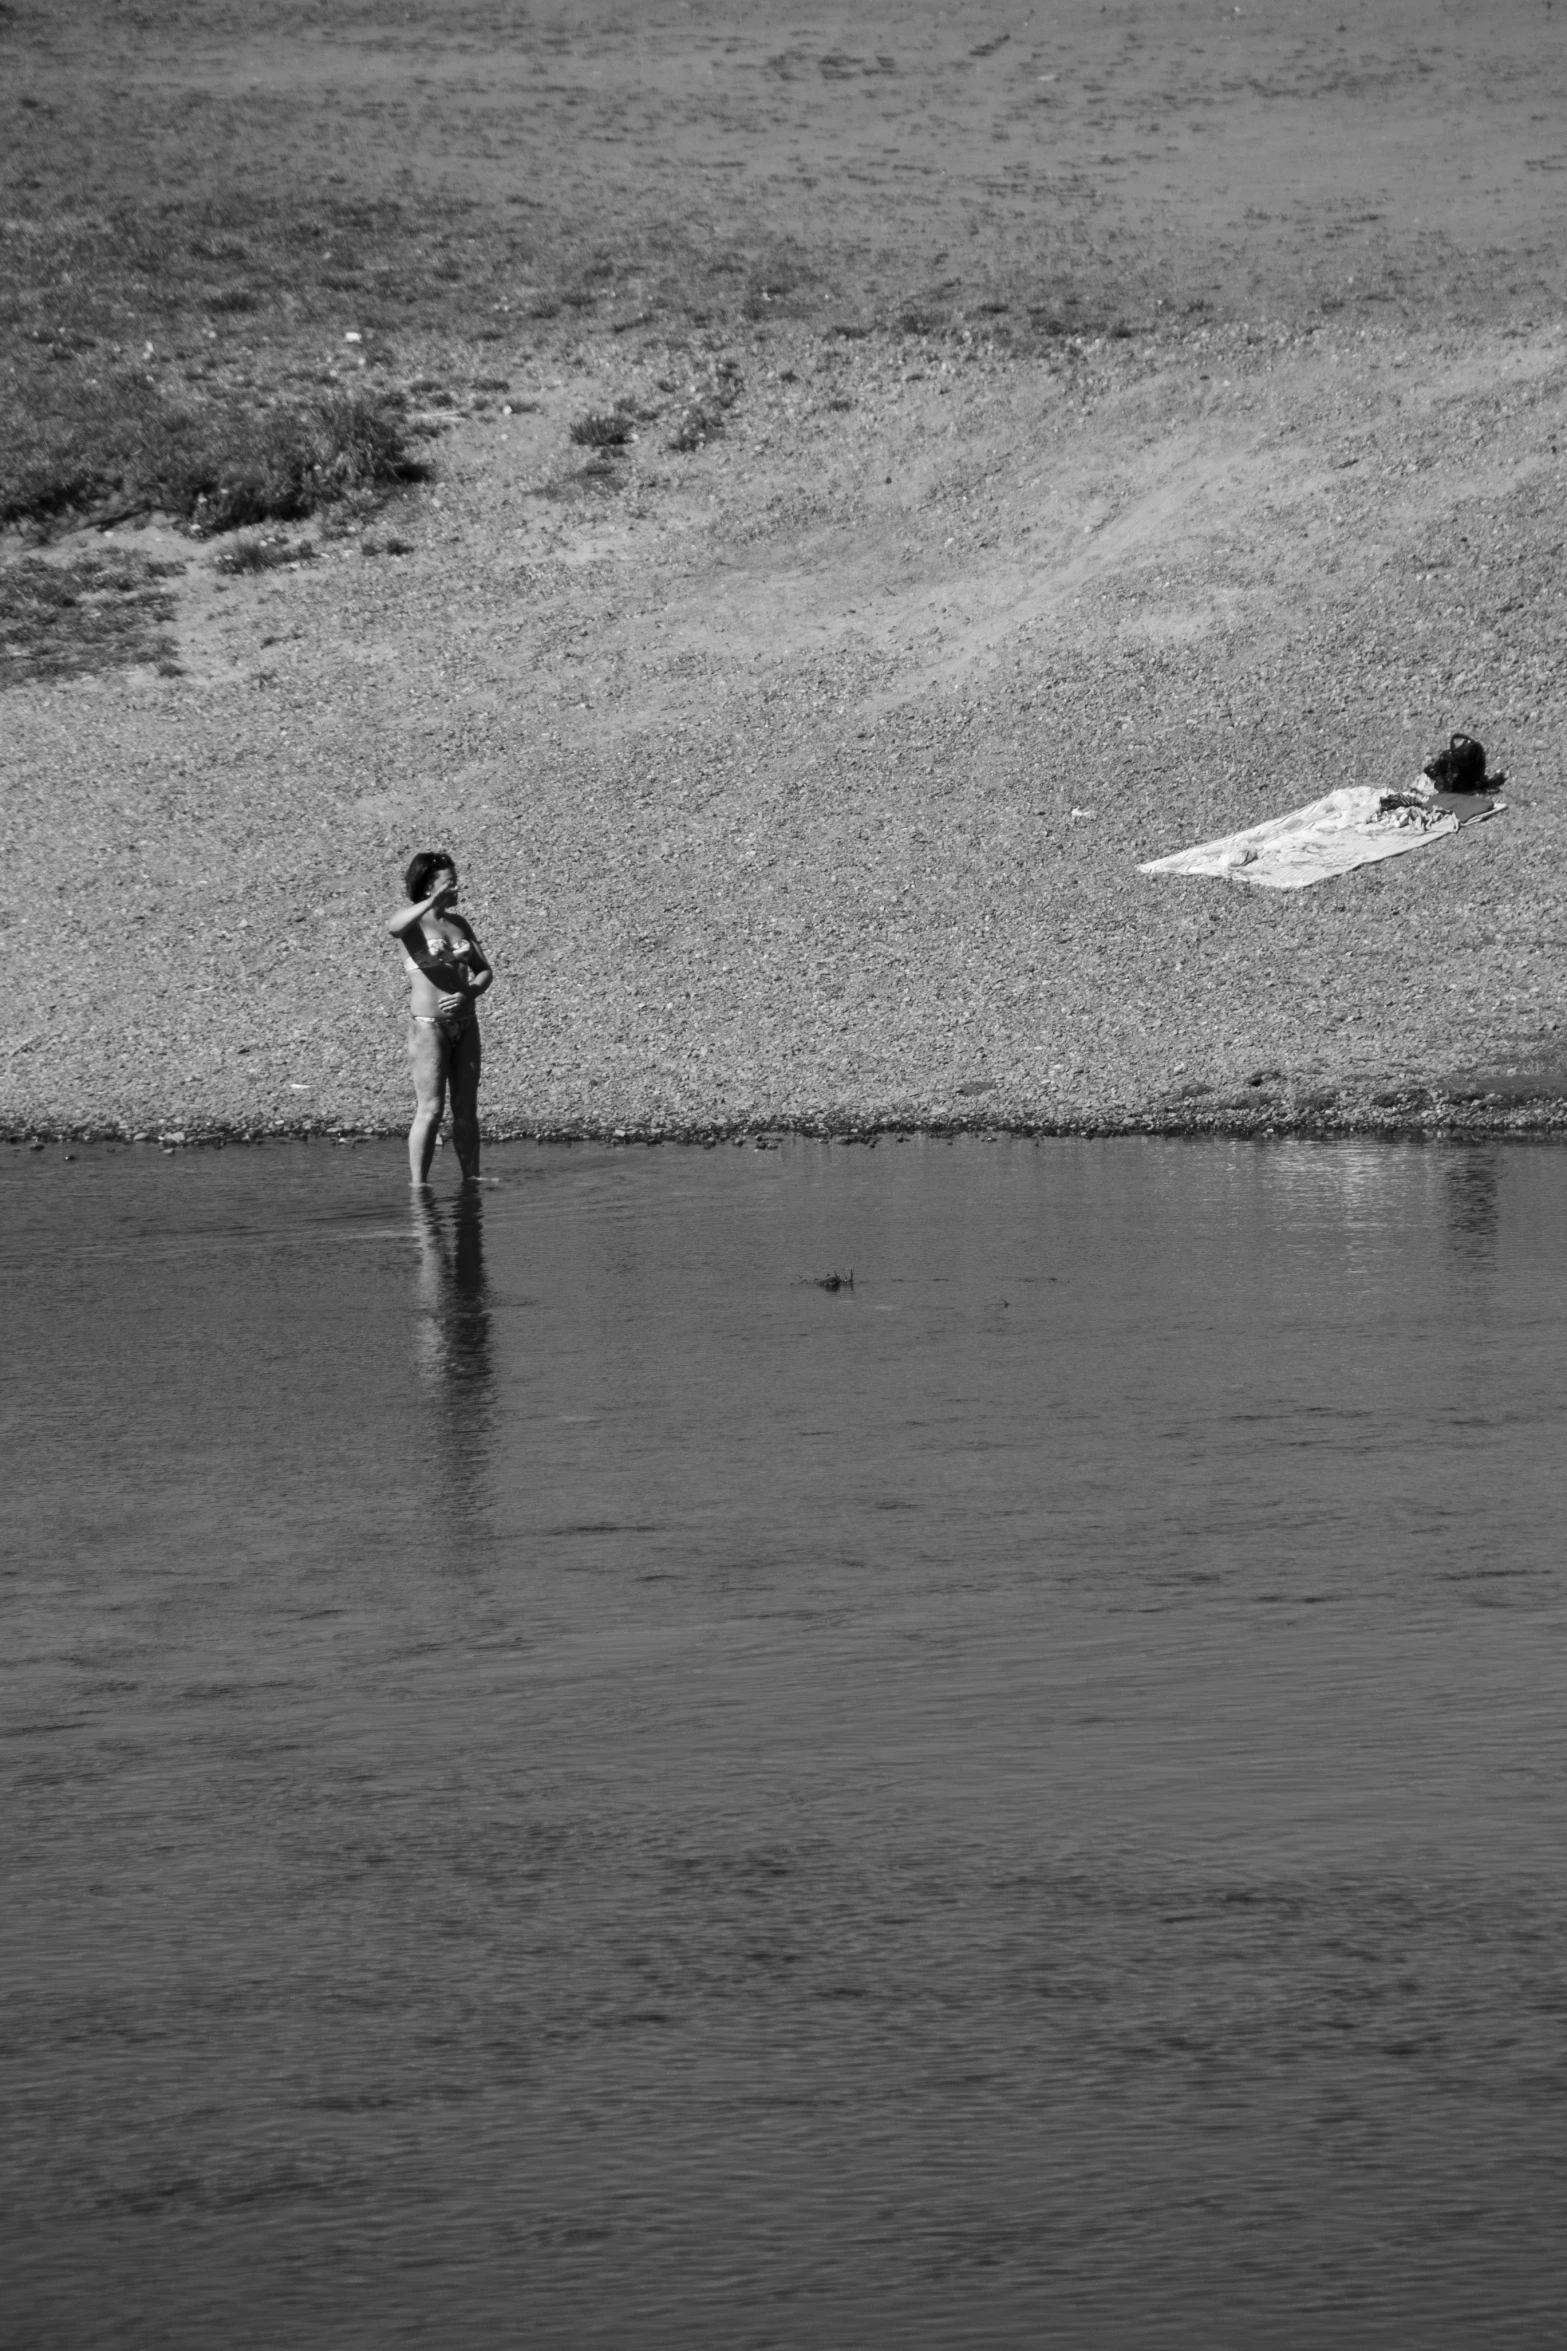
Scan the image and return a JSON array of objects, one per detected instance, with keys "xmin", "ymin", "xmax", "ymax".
[{"xmin": 386, "ymin": 850, "xmax": 493, "ymax": 1186}]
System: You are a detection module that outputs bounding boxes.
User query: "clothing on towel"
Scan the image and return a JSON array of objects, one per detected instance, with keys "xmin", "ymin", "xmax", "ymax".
[{"xmin": 1139, "ymin": 779, "xmax": 1505, "ymax": 892}]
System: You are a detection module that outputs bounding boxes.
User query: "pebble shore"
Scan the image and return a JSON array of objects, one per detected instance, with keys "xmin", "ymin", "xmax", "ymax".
[{"xmin": 6, "ymin": 320, "xmax": 1566, "ymax": 1148}]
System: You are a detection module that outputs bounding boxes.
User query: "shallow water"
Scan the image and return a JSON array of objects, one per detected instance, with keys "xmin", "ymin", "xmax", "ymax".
[{"xmin": 5, "ymin": 1134, "xmax": 1567, "ymax": 2349}]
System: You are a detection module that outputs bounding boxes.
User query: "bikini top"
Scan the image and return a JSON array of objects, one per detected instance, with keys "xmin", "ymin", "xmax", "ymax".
[{"xmin": 398, "ymin": 911, "xmax": 478, "ymax": 982}]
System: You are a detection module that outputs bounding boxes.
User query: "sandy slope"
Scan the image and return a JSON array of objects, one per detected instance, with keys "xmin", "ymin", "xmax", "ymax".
[
  {"xmin": 7, "ymin": 313, "xmax": 1567, "ymax": 1140},
  {"xmin": 4, "ymin": 0, "xmax": 1567, "ymax": 1139}
]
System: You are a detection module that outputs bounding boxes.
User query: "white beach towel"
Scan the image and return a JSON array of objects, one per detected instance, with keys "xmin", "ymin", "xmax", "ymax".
[{"xmin": 1139, "ymin": 781, "xmax": 1505, "ymax": 891}]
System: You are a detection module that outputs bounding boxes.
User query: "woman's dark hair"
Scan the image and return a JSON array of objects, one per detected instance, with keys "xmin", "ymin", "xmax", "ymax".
[{"xmin": 405, "ymin": 849, "xmax": 455, "ymax": 901}]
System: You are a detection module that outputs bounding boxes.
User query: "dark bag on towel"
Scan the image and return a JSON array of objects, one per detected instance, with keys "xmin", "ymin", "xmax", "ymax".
[{"xmin": 1423, "ymin": 733, "xmax": 1489, "ymax": 794}]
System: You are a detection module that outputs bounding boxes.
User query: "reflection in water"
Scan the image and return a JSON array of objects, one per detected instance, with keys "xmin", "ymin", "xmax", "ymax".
[
  {"xmin": 1444, "ymin": 1145, "xmax": 1501, "ymax": 1257},
  {"xmin": 413, "ymin": 1187, "xmax": 494, "ymax": 1519}
]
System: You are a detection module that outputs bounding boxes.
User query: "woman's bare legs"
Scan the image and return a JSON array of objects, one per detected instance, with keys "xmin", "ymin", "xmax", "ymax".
[
  {"xmin": 408, "ymin": 1019, "xmax": 448, "ymax": 1185},
  {"xmin": 449, "ymin": 1018, "xmax": 482, "ymax": 1180}
]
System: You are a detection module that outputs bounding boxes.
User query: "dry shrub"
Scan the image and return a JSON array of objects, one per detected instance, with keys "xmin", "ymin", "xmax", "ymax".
[
  {"xmin": 212, "ymin": 535, "xmax": 316, "ymax": 574},
  {"xmin": 666, "ymin": 357, "xmax": 742, "ymax": 453},
  {"xmin": 172, "ymin": 389, "xmax": 424, "ymax": 532},
  {"xmin": 569, "ymin": 411, "xmax": 634, "ymax": 448}
]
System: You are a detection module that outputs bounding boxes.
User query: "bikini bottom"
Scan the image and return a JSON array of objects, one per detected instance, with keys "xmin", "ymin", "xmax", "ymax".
[{"xmin": 410, "ymin": 1009, "xmax": 476, "ymax": 1047}]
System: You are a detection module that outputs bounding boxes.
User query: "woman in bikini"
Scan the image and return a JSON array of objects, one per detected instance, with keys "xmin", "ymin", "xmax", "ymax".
[{"xmin": 386, "ymin": 850, "xmax": 494, "ymax": 1186}]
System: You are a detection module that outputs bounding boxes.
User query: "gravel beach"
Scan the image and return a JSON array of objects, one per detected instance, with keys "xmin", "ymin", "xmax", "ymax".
[{"xmin": 5, "ymin": 3, "xmax": 1566, "ymax": 1146}]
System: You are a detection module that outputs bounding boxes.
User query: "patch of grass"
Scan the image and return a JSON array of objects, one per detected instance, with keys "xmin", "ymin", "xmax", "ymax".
[
  {"xmin": 0, "ymin": 0, "xmax": 1194, "ymax": 587},
  {"xmin": 0, "ymin": 548, "xmax": 183, "ymax": 687},
  {"xmin": 1, "ymin": 40, "xmax": 836, "ymax": 545},
  {"xmin": 3, "ymin": 381, "xmax": 426, "ymax": 536}
]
